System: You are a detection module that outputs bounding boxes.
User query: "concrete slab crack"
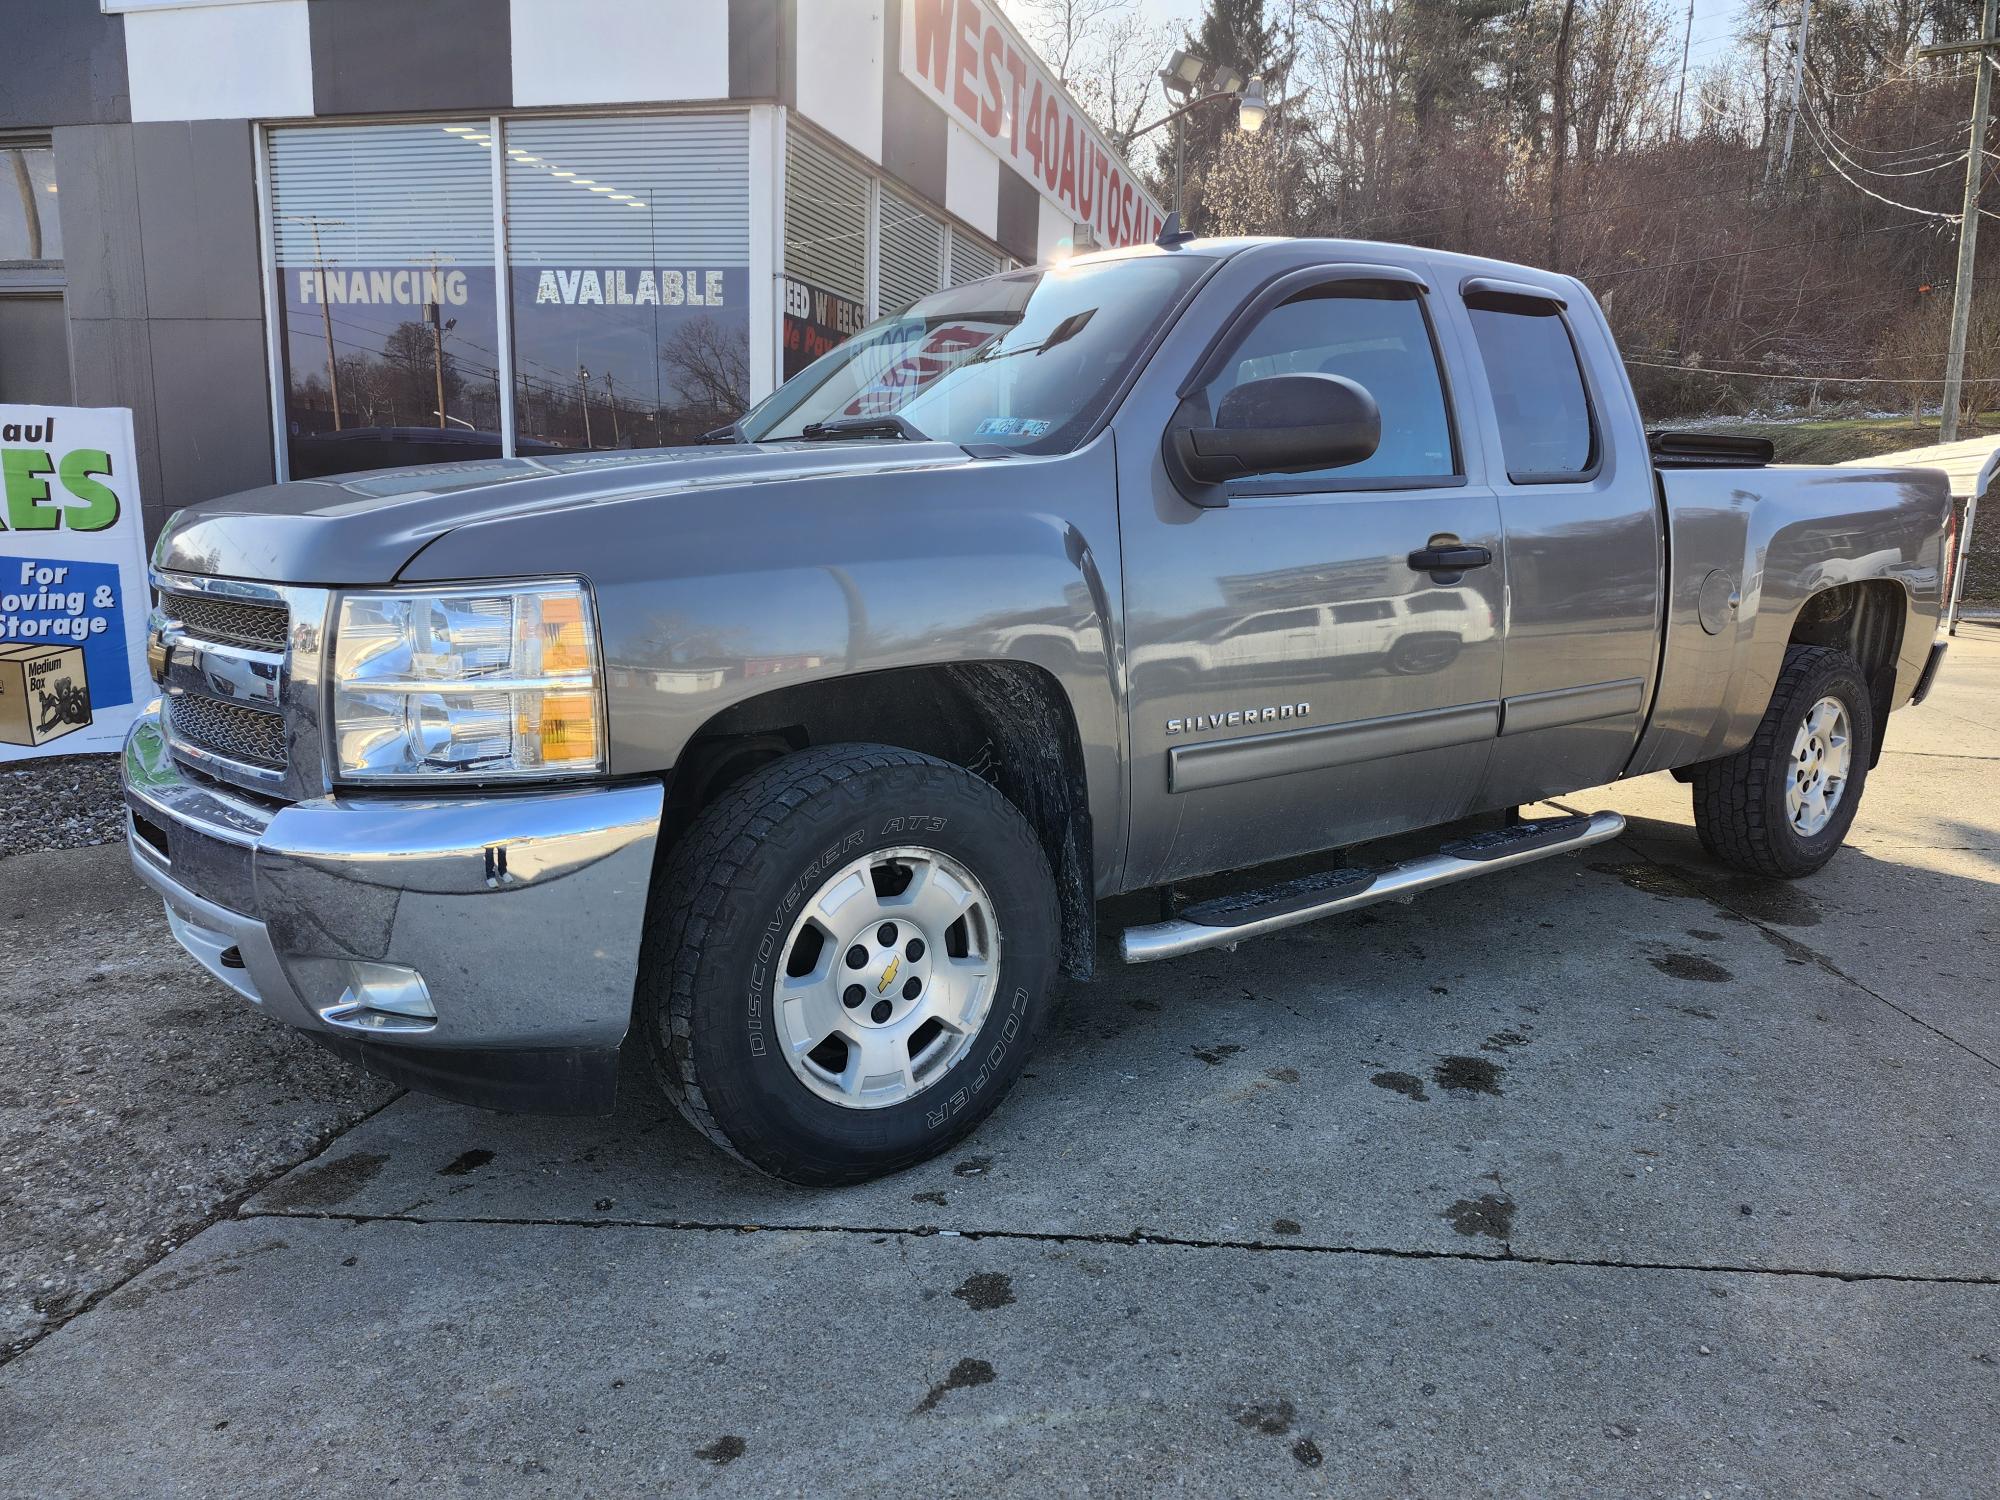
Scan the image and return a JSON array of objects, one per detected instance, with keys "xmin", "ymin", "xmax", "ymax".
[
  {"xmin": 233, "ymin": 1207, "xmax": 2000, "ymax": 1289},
  {"xmin": 0, "ymin": 1089, "xmax": 406, "ymax": 1371}
]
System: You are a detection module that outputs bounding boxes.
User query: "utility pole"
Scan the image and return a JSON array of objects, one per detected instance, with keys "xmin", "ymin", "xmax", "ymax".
[
  {"xmin": 285, "ymin": 214, "xmax": 346, "ymax": 431},
  {"xmin": 1672, "ymin": 0, "xmax": 1695, "ymax": 146},
  {"xmin": 1550, "ymin": 0, "xmax": 1579, "ymax": 270},
  {"xmin": 1928, "ymin": 0, "xmax": 1999, "ymax": 443},
  {"xmin": 1770, "ymin": 0, "xmax": 1815, "ymax": 185},
  {"xmin": 605, "ymin": 371, "xmax": 619, "ymax": 446},
  {"xmin": 577, "ymin": 365, "xmax": 593, "ymax": 448}
]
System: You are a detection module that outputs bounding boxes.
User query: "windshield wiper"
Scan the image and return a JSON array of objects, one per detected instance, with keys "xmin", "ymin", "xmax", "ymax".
[
  {"xmin": 799, "ymin": 414, "xmax": 928, "ymax": 442},
  {"xmin": 699, "ymin": 420, "xmax": 748, "ymax": 445}
]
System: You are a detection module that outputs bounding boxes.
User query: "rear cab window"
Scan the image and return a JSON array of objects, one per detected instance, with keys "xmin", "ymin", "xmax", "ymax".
[{"xmin": 1462, "ymin": 287, "xmax": 1598, "ymax": 483}]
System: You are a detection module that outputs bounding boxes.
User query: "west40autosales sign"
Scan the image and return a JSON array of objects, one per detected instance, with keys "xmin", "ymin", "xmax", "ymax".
[
  {"xmin": 901, "ymin": 0, "xmax": 1165, "ymax": 249},
  {"xmin": 0, "ymin": 406, "xmax": 152, "ymax": 762}
]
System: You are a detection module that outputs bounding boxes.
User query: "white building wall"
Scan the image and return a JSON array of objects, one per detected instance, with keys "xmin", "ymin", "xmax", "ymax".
[
  {"xmin": 510, "ymin": 0, "xmax": 729, "ymax": 107},
  {"xmin": 943, "ymin": 121, "xmax": 999, "ymax": 241},
  {"xmin": 1037, "ymin": 196, "xmax": 1076, "ymax": 261},
  {"xmin": 793, "ymin": 0, "xmax": 885, "ymax": 164},
  {"xmin": 124, "ymin": 0, "xmax": 314, "ymax": 123}
]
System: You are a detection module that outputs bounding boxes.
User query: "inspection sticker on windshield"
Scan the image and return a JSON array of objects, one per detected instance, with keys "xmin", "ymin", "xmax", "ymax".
[{"xmin": 974, "ymin": 416, "xmax": 1052, "ymax": 438}]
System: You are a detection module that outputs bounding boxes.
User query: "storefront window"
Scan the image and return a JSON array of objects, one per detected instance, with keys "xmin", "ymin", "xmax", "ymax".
[
  {"xmin": 504, "ymin": 116, "xmax": 750, "ymax": 452},
  {"xmin": 269, "ymin": 124, "xmax": 502, "ymax": 478},
  {"xmin": 1, "ymin": 145, "xmax": 61, "ymax": 263},
  {"xmin": 782, "ymin": 130, "xmax": 869, "ymax": 381},
  {"xmin": 876, "ymin": 185, "xmax": 943, "ymax": 316},
  {"xmin": 0, "ymin": 142, "xmax": 68, "ymax": 405}
]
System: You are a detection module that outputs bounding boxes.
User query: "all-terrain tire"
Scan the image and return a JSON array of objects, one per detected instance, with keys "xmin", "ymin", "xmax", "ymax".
[
  {"xmin": 1690, "ymin": 645, "xmax": 1874, "ymax": 879},
  {"xmin": 635, "ymin": 743, "xmax": 1058, "ymax": 1185}
]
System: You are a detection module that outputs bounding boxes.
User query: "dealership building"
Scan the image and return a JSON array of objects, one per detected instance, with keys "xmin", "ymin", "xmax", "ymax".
[{"xmin": 0, "ymin": 0, "xmax": 1162, "ymax": 536}]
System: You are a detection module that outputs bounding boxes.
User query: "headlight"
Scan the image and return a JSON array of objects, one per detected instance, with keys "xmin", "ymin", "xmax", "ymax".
[{"xmin": 331, "ymin": 579, "xmax": 605, "ymax": 781}]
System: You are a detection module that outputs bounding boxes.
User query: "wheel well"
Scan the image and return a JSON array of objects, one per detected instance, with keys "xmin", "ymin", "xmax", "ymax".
[
  {"xmin": 1787, "ymin": 580, "xmax": 1905, "ymax": 766},
  {"xmin": 664, "ymin": 663, "xmax": 1097, "ymax": 979}
]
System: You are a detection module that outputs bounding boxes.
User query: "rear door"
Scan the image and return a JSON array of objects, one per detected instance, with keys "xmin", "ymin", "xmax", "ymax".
[
  {"xmin": 1119, "ymin": 263, "xmax": 1506, "ymax": 887},
  {"xmin": 1445, "ymin": 277, "xmax": 1662, "ymax": 804}
]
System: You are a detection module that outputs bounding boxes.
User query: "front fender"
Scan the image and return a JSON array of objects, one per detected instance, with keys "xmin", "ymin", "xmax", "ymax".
[{"xmin": 397, "ymin": 439, "xmax": 1126, "ymax": 880}]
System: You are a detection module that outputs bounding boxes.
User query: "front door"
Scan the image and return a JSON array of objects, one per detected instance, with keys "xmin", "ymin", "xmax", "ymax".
[{"xmin": 1120, "ymin": 268, "xmax": 1507, "ymax": 888}]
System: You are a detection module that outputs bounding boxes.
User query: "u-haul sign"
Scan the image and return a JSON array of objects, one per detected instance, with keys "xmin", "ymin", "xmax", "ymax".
[{"xmin": 899, "ymin": 0, "xmax": 1165, "ymax": 250}]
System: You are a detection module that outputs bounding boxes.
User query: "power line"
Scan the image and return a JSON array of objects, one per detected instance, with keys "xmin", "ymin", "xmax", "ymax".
[
  {"xmin": 1792, "ymin": 102, "xmax": 1967, "ymax": 215},
  {"xmin": 1624, "ymin": 355, "xmax": 2000, "ymax": 383},
  {"xmin": 1592, "ymin": 217, "xmax": 1942, "ymax": 278}
]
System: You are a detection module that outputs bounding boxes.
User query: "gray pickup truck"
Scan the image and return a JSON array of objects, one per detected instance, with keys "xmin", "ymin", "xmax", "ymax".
[{"xmin": 125, "ymin": 233, "xmax": 1951, "ymax": 1183}]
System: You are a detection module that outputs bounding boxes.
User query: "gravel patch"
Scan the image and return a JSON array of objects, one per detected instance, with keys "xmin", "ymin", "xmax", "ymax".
[
  {"xmin": 0, "ymin": 754, "xmax": 125, "ymax": 860},
  {"xmin": 0, "ymin": 843, "xmax": 396, "ymax": 1362}
]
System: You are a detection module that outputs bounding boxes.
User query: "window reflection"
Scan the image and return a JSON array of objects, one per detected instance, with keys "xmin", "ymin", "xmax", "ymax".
[
  {"xmin": 1, "ymin": 147, "xmax": 61, "ymax": 263},
  {"xmin": 505, "ymin": 117, "xmax": 751, "ymax": 452},
  {"xmin": 270, "ymin": 124, "xmax": 503, "ymax": 478}
]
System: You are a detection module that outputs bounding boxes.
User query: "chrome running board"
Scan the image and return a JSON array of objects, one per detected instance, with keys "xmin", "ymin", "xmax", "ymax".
[{"xmin": 1119, "ymin": 811, "xmax": 1626, "ymax": 964}]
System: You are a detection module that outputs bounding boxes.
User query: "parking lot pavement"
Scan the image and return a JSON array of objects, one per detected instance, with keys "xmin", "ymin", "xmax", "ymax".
[
  {"xmin": 0, "ymin": 844, "xmax": 394, "ymax": 1360},
  {"xmin": 0, "ymin": 628, "xmax": 1994, "ymax": 1495}
]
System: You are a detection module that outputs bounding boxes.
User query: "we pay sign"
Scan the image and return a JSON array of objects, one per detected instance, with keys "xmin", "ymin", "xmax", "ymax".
[{"xmin": 0, "ymin": 406, "xmax": 152, "ymax": 761}]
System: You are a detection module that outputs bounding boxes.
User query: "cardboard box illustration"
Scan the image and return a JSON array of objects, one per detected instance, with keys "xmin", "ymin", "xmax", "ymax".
[{"xmin": 0, "ymin": 643, "xmax": 93, "ymax": 747}]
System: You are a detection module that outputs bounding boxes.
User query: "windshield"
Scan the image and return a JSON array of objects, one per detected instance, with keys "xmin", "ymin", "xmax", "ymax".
[{"xmin": 739, "ymin": 253, "xmax": 1210, "ymax": 454}]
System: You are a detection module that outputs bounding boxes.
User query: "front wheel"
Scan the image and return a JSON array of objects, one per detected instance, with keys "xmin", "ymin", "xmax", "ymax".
[
  {"xmin": 636, "ymin": 744, "xmax": 1058, "ymax": 1185},
  {"xmin": 1690, "ymin": 644, "xmax": 1874, "ymax": 878}
]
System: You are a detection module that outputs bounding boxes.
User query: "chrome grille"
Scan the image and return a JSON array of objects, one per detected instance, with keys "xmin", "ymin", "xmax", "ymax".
[
  {"xmin": 167, "ymin": 693, "xmax": 287, "ymax": 769},
  {"xmin": 162, "ymin": 591, "xmax": 289, "ymax": 650}
]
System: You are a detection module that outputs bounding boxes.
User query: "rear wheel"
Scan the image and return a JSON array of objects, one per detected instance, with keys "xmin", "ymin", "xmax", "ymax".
[
  {"xmin": 636, "ymin": 744, "xmax": 1058, "ymax": 1184},
  {"xmin": 1691, "ymin": 645, "xmax": 1874, "ymax": 878}
]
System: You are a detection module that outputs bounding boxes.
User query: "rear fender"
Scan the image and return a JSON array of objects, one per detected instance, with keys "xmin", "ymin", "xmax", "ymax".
[{"xmin": 1628, "ymin": 465, "xmax": 1948, "ymax": 776}]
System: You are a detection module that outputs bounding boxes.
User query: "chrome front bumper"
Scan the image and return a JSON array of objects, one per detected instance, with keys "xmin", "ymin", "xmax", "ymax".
[{"xmin": 122, "ymin": 707, "xmax": 664, "ymax": 1114}]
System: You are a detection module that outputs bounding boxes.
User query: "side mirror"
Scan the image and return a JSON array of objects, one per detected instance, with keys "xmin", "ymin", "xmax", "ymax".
[{"xmin": 1169, "ymin": 373, "xmax": 1382, "ymax": 491}]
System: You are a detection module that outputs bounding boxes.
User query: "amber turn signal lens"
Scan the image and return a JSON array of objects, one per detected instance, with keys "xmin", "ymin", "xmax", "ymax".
[
  {"xmin": 534, "ymin": 691, "xmax": 599, "ymax": 766},
  {"xmin": 538, "ymin": 594, "xmax": 593, "ymax": 674}
]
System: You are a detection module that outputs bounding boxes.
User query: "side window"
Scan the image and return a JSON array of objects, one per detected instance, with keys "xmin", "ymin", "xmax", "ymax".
[
  {"xmin": 1203, "ymin": 282, "xmax": 1457, "ymax": 483},
  {"xmin": 1464, "ymin": 293, "xmax": 1597, "ymax": 481}
]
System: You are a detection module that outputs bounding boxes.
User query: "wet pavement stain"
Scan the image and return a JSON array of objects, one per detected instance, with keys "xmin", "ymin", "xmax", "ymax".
[
  {"xmin": 951, "ymin": 1272, "xmax": 1016, "ymax": 1311},
  {"xmin": 1443, "ymin": 1193, "xmax": 1515, "ymax": 1240},
  {"xmin": 437, "ymin": 1148, "xmax": 494, "ymax": 1177},
  {"xmin": 1232, "ymin": 1398, "xmax": 1297, "ymax": 1436},
  {"xmin": 914, "ymin": 1357, "xmax": 996, "ymax": 1414},
  {"xmin": 1292, "ymin": 1437, "xmax": 1325, "ymax": 1468},
  {"xmin": 1371, "ymin": 1070, "xmax": 1430, "ymax": 1101},
  {"xmin": 1265, "ymin": 1066, "xmax": 1300, "ymax": 1084},
  {"xmin": 259, "ymin": 1152, "xmax": 389, "ymax": 1212},
  {"xmin": 1686, "ymin": 928, "xmax": 1725, "ymax": 942},
  {"xmin": 1271, "ymin": 1218, "xmax": 1302, "ymax": 1236},
  {"xmin": 1191, "ymin": 1043, "xmax": 1245, "ymax": 1065},
  {"xmin": 1650, "ymin": 952, "xmax": 1734, "ymax": 983},
  {"xmin": 1432, "ymin": 1055, "xmax": 1504, "ymax": 1096},
  {"xmin": 1714, "ymin": 876, "xmax": 1822, "ymax": 927},
  {"xmin": 694, "ymin": 1435, "xmax": 745, "ymax": 1465},
  {"xmin": 1589, "ymin": 860, "xmax": 1695, "ymax": 899}
]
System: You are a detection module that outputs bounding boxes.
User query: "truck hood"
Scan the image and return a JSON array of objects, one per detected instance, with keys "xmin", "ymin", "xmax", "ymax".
[{"xmin": 153, "ymin": 441, "xmax": 976, "ymax": 585}]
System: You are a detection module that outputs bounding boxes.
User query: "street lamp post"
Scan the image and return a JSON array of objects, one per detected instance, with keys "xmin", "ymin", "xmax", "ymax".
[{"xmin": 1132, "ymin": 54, "xmax": 1268, "ymax": 224}]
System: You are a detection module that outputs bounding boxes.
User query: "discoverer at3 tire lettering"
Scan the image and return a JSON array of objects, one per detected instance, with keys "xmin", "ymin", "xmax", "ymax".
[{"xmin": 635, "ymin": 744, "xmax": 1058, "ymax": 1186}]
